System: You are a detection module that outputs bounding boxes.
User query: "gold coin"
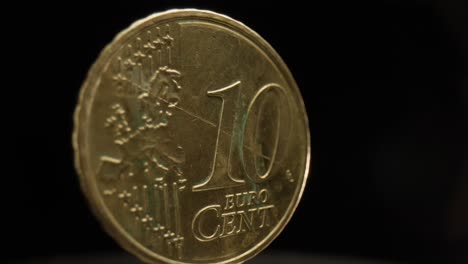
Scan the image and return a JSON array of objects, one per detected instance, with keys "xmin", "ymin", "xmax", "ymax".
[{"xmin": 74, "ymin": 9, "xmax": 310, "ymax": 264}]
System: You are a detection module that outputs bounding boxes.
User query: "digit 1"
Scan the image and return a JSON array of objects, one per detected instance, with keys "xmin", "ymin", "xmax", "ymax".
[{"xmin": 192, "ymin": 81, "xmax": 245, "ymax": 192}]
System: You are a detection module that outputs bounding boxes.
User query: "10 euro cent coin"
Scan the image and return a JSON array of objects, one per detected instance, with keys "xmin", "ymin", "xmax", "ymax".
[{"xmin": 73, "ymin": 9, "xmax": 310, "ymax": 264}]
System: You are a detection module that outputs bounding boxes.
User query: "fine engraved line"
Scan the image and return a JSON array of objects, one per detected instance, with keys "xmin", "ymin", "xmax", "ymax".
[{"xmin": 157, "ymin": 95, "xmax": 271, "ymax": 161}]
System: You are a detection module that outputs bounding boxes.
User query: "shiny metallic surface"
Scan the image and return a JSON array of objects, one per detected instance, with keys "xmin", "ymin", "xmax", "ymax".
[{"xmin": 74, "ymin": 9, "xmax": 310, "ymax": 264}]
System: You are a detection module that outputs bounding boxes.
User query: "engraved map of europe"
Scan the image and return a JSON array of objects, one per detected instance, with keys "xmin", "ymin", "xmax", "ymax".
[{"xmin": 98, "ymin": 24, "xmax": 186, "ymax": 259}]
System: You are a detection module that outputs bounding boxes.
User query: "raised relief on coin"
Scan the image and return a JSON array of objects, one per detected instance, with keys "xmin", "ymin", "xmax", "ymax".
[
  {"xmin": 191, "ymin": 189, "xmax": 275, "ymax": 242},
  {"xmin": 74, "ymin": 10, "xmax": 310, "ymax": 264},
  {"xmin": 97, "ymin": 24, "xmax": 186, "ymax": 259}
]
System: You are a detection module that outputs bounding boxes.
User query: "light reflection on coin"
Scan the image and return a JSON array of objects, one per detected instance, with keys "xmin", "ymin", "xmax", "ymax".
[{"xmin": 74, "ymin": 9, "xmax": 310, "ymax": 264}]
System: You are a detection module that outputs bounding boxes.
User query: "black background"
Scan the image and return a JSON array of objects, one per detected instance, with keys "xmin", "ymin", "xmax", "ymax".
[{"xmin": 6, "ymin": 0, "xmax": 467, "ymax": 263}]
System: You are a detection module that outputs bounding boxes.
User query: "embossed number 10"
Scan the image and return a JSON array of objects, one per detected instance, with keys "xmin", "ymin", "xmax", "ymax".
[{"xmin": 192, "ymin": 81, "xmax": 286, "ymax": 192}]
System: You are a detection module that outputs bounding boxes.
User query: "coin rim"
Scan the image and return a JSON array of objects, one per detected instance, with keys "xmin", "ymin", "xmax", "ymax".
[{"xmin": 73, "ymin": 9, "xmax": 311, "ymax": 264}]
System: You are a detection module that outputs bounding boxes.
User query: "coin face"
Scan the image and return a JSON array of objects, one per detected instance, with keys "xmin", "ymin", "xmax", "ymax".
[{"xmin": 74, "ymin": 9, "xmax": 310, "ymax": 264}]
